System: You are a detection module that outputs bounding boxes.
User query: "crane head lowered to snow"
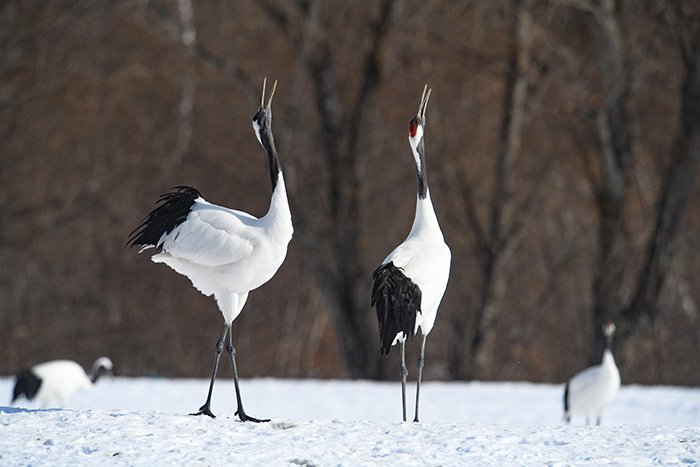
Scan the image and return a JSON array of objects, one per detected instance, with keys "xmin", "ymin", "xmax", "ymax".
[
  {"xmin": 128, "ymin": 78, "xmax": 293, "ymax": 423},
  {"xmin": 11, "ymin": 357, "xmax": 113, "ymax": 408},
  {"xmin": 371, "ymin": 85, "xmax": 451, "ymax": 423}
]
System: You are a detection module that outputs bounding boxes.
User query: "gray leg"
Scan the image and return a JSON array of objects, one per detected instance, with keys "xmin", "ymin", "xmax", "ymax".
[
  {"xmin": 225, "ymin": 327, "xmax": 269, "ymax": 423},
  {"xmin": 192, "ymin": 325, "xmax": 229, "ymax": 418},
  {"xmin": 400, "ymin": 340, "xmax": 408, "ymax": 422},
  {"xmin": 413, "ymin": 334, "xmax": 427, "ymax": 423}
]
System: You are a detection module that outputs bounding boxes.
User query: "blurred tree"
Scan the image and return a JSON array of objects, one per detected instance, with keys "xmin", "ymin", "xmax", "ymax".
[
  {"xmin": 623, "ymin": 12, "xmax": 700, "ymax": 364},
  {"xmin": 1, "ymin": 0, "xmax": 698, "ymax": 384}
]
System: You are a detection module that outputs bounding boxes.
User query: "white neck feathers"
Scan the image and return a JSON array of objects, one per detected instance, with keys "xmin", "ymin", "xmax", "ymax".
[
  {"xmin": 409, "ymin": 191, "xmax": 443, "ymax": 238},
  {"xmin": 263, "ymin": 172, "xmax": 293, "ymax": 241},
  {"xmin": 409, "ymin": 127, "xmax": 424, "ymax": 172},
  {"xmin": 601, "ymin": 349, "xmax": 617, "ymax": 370}
]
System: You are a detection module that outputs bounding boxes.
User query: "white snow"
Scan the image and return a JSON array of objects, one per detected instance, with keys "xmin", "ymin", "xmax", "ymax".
[{"xmin": 1, "ymin": 377, "xmax": 698, "ymax": 465}]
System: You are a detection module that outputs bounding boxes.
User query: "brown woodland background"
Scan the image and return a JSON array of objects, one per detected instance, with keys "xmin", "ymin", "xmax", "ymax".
[{"xmin": 1, "ymin": 0, "xmax": 699, "ymax": 385}]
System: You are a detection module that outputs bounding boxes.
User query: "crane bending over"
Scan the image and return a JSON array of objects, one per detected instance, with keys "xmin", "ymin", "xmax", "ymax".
[
  {"xmin": 12, "ymin": 357, "xmax": 113, "ymax": 408},
  {"xmin": 128, "ymin": 79, "xmax": 292, "ymax": 422},
  {"xmin": 371, "ymin": 85, "xmax": 451, "ymax": 422}
]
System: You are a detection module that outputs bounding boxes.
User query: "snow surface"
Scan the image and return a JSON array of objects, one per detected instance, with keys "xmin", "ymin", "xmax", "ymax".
[{"xmin": 1, "ymin": 377, "xmax": 698, "ymax": 465}]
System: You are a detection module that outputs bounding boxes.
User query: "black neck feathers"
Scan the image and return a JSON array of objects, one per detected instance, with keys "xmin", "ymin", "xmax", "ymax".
[
  {"xmin": 253, "ymin": 109, "xmax": 281, "ymax": 192},
  {"xmin": 90, "ymin": 363, "xmax": 109, "ymax": 384},
  {"xmin": 263, "ymin": 131, "xmax": 281, "ymax": 192},
  {"xmin": 605, "ymin": 332, "xmax": 613, "ymax": 352},
  {"xmin": 416, "ymin": 138, "xmax": 428, "ymax": 199}
]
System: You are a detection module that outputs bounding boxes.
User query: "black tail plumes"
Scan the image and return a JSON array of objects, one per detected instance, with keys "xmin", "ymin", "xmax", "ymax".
[
  {"xmin": 371, "ymin": 262, "xmax": 422, "ymax": 357},
  {"xmin": 12, "ymin": 369, "xmax": 42, "ymax": 403},
  {"xmin": 127, "ymin": 186, "xmax": 201, "ymax": 250}
]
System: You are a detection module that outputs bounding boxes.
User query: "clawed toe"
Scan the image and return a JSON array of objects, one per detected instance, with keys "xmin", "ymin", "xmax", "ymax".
[
  {"xmin": 191, "ymin": 405, "xmax": 216, "ymax": 418},
  {"xmin": 235, "ymin": 410, "xmax": 270, "ymax": 423}
]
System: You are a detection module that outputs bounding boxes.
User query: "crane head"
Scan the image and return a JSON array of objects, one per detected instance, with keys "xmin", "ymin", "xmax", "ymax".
[
  {"xmin": 408, "ymin": 84, "xmax": 431, "ymax": 147},
  {"xmin": 408, "ymin": 84, "xmax": 432, "ymax": 141},
  {"xmin": 602, "ymin": 320, "xmax": 616, "ymax": 338},
  {"xmin": 252, "ymin": 77, "xmax": 277, "ymax": 147},
  {"xmin": 408, "ymin": 85, "xmax": 431, "ymax": 172}
]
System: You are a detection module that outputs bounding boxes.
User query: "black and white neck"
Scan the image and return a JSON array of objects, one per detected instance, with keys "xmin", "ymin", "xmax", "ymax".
[
  {"xmin": 89, "ymin": 357, "xmax": 113, "ymax": 384},
  {"xmin": 409, "ymin": 85, "xmax": 432, "ymax": 201},
  {"xmin": 409, "ymin": 116, "xmax": 429, "ymax": 200},
  {"xmin": 252, "ymin": 79, "xmax": 282, "ymax": 192},
  {"xmin": 252, "ymin": 79, "xmax": 292, "ymax": 236},
  {"xmin": 407, "ymin": 86, "xmax": 442, "ymax": 235},
  {"xmin": 602, "ymin": 321, "xmax": 616, "ymax": 359}
]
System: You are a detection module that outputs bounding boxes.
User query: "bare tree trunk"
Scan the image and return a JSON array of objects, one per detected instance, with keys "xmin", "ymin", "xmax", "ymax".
[
  {"xmin": 626, "ymin": 26, "xmax": 700, "ymax": 325},
  {"xmin": 300, "ymin": 0, "xmax": 400, "ymax": 377},
  {"xmin": 589, "ymin": 0, "xmax": 634, "ymax": 362},
  {"xmin": 461, "ymin": 0, "xmax": 534, "ymax": 379}
]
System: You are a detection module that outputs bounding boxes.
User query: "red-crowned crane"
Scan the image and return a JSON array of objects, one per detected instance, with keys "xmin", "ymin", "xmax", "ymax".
[
  {"xmin": 564, "ymin": 321, "xmax": 621, "ymax": 425},
  {"xmin": 128, "ymin": 79, "xmax": 292, "ymax": 422},
  {"xmin": 11, "ymin": 357, "xmax": 113, "ymax": 408},
  {"xmin": 371, "ymin": 85, "xmax": 451, "ymax": 422}
]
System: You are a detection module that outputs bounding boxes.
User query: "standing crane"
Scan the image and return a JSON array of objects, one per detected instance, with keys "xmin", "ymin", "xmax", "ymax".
[
  {"xmin": 564, "ymin": 321, "xmax": 621, "ymax": 425},
  {"xmin": 128, "ymin": 79, "xmax": 293, "ymax": 422},
  {"xmin": 371, "ymin": 85, "xmax": 451, "ymax": 422}
]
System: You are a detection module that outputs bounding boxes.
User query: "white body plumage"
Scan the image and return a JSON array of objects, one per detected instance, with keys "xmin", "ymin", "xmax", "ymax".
[
  {"xmin": 128, "ymin": 78, "xmax": 291, "ymax": 422},
  {"xmin": 565, "ymin": 350, "xmax": 620, "ymax": 423},
  {"xmin": 371, "ymin": 85, "xmax": 450, "ymax": 423},
  {"xmin": 151, "ymin": 178, "xmax": 292, "ymax": 325},
  {"xmin": 564, "ymin": 322, "xmax": 621, "ymax": 425},
  {"xmin": 383, "ymin": 192, "xmax": 451, "ymax": 340}
]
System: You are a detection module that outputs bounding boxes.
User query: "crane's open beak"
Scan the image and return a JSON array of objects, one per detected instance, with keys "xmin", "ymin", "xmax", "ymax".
[
  {"xmin": 261, "ymin": 77, "xmax": 278, "ymax": 110},
  {"xmin": 417, "ymin": 84, "xmax": 431, "ymax": 119}
]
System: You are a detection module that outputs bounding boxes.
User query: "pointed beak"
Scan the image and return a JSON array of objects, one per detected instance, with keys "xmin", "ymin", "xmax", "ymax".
[
  {"xmin": 260, "ymin": 77, "xmax": 277, "ymax": 110},
  {"xmin": 267, "ymin": 80, "xmax": 277, "ymax": 109},
  {"xmin": 417, "ymin": 84, "xmax": 431, "ymax": 119},
  {"xmin": 261, "ymin": 77, "xmax": 267, "ymax": 107}
]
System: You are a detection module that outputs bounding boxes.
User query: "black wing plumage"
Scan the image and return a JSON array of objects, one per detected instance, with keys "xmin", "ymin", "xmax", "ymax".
[
  {"xmin": 371, "ymin": 262, "xmax": 422, "ymax": 357},
  {"xmin": 127, "ymin": 186, "xmax": 201, "ymax": 250},
  {"xmin": 12, "ymin": 368, "xmax": 42, "ymax": 403}
]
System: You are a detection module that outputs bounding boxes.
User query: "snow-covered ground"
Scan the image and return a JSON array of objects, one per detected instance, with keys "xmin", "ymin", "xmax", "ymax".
[{"xmin": 1, "ymin": 377, "xmax": 698, "ymax": 465}]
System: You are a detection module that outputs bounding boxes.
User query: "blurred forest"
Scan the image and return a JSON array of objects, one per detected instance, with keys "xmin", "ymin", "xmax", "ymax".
[{"xmin": 1, "ymin": 0, "xmax": 699, "ymax": 385}]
